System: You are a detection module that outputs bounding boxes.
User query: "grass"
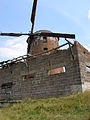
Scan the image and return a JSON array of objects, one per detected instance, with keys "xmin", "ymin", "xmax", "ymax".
[{"xmin": 0, "ymin": 91, "xmax": 90, "ymax": 120}]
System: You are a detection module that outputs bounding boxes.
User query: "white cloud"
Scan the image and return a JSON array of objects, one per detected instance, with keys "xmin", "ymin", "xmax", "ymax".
[
  {"xmin": 0, "ymin": 36, "xmax": 28, "ymax": 61},
  {"xmin": 88, "ymin": 10, "xmax": 90, "ymax": 20}
]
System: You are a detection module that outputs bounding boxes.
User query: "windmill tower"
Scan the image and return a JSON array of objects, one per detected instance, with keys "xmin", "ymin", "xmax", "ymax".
[
  {"xmin": 27, "ymin": 0, "xmax": 59, "ymax": 55},
  {"xmin": 27, "ymin": 30, "xmax": 59, "ymax": 55}
]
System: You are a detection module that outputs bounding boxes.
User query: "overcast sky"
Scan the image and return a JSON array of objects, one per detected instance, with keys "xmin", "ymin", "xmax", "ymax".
[{"xmin": 0, "ymin": 0, "xmax": 90, "ymax": 61}]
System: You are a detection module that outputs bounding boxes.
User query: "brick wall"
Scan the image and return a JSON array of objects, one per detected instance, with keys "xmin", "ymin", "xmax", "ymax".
[
  {"xmin": 31, "ymin": 37, "xmax": 59, "ymax": 55},
  {"xmin": 74, "ymin": 41, "xmax": 90, "ymax": 91},
  {"xmin": 0, "ymin": 41, "xmax": 89, "ymax": 100}
]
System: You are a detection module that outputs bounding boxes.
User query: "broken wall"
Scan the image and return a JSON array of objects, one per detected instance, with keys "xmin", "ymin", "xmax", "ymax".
[
  {"xmin": 0, "ymin": 42, "xmax": 87, "ymax": 100},
  {"xmin": 75, "ymin": 41, "xmax": 90, "ymax": 91}
]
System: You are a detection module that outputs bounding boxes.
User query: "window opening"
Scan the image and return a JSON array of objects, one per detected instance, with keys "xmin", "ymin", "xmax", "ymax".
[
  {"xmin": 1, "ymin": 82, "xmax": 13, "ymax": 96},
  {"xmin": 44, "ymin": 48, "xmax": 48, "ymax": 51},
  {"xmin": 43, "ymin": 37, "xmax": 47, "ymax": 43},
  {"xmin": 48, "ymin": 67, "xmax": 66, "ymax": 75},
  {"xmin": 86, "ymin": 66, "xmax": 90, "ymax": 73},
  {"xmin": 22, "ymin": 73, "xmax": 35, "ymax": 81}
]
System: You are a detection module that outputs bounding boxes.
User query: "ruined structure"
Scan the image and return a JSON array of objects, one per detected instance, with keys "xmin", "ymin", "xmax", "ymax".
[
  {"xmin": 0, "ymin": 40, "xmax": 90, "ymax": 100},
  {"xmin": 0, "ymin": 0, "xmax": 90, "ymax": 101}
]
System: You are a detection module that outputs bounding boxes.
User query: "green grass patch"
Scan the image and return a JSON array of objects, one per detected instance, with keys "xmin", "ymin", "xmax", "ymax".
[{"xmin": 0, "ymin": 91, "xmax": 90, "ymax": 120}]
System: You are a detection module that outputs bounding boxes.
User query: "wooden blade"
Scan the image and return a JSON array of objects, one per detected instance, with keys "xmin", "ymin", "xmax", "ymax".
[
  {"xmin": 31, "ymin": 0, "xmax": 37, "ymax": 33},
  {"xmin": 0, "ymin": 33, "xmax": 30, "ymax": 37},
  {"xmin": 33, "ymin": 32, "xmax": 75, "ymax": 39}
]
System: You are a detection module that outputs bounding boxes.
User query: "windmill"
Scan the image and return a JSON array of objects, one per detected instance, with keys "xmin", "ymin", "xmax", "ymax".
[{"xmin": 0, "ymin": 0, "xmax": 75, "ymax": 54}]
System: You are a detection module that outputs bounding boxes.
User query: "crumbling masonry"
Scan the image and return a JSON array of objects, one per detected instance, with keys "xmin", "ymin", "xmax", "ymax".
[{"xmin": 0, "ymin": 41, "xmax": 90, "ymax": 100}]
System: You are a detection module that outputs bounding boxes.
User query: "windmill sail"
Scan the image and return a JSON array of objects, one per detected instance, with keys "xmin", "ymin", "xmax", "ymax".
[{"xmin": 31, "ymin": 0, "xmax": 38, "ymax": 33}]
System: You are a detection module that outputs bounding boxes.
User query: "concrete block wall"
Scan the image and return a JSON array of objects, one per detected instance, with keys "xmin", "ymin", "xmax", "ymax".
[{"xmin": 0, "ymin": 41, "xmax": 89, "ymax": 100}]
